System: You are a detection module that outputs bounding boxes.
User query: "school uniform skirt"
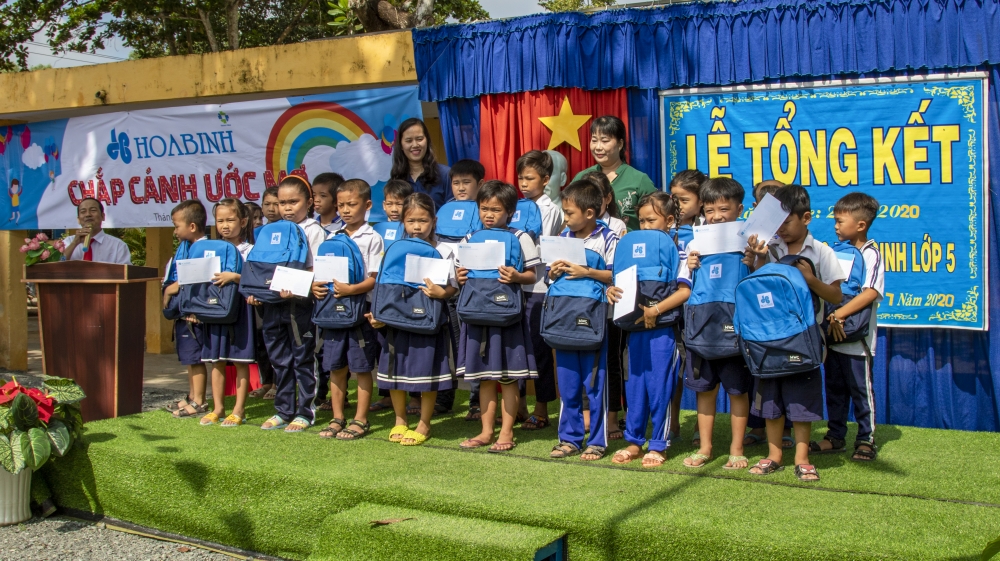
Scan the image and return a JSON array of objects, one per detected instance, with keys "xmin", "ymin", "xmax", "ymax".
[
  {"xmin": 376, "ymin": 325, "xmax": 455, "ymax": 393},
  {"xmin": 201, "ymin": 301, "xmax": 255, "ymax": 363},
  {"xmin": 456, "ymin": 312, "xmax": 538, "ymax": 383}
]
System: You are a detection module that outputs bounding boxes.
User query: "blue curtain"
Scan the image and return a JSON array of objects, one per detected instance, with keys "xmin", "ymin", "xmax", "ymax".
[
  {"xmin": 414, "ymin": 0, "xmax": 1000, "ymax": 431},
  {"xmin": 437, "ymin": 98, "xmax": 480, "ymax": 165}
]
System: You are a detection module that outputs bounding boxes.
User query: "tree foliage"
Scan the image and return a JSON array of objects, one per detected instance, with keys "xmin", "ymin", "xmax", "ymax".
[{"xmin": 539, "ymin": 0, "xmax": 616, "ymax": 12}]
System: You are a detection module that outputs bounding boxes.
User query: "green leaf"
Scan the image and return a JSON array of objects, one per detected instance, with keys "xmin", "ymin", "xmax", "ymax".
[
  {"xmin": 0, "ymin": 434, "xmax": 14, "ymax": 474},
  {"xmin": 11, "ymin": 392, "xmax": 38, "ymax": 430},
  {"xmin": 46, "ymin": 419, "xmax": 70, "ymax": 457},
  {"xmin": 26, "ymin": 427, "xmax": 51, "ymax": 470},
  {"xmin": 0, "ymin": 406, "xmax": 11, "ymax": 432},
  {"xmin": 43, "ymin": 378, "xmax": 86, "ymax": 405},
  {"xmin": 983, "ymin": 535, "xmax": 1000, "ymax": 560},
  {"xmin": 8, "ymin": 430, "xmax": 27, "ymax": 474}
]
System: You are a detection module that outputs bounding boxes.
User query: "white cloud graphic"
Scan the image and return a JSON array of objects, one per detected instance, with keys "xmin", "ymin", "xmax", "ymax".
[
  {"xmin": 326, "ymin": 134, "xmax": 391, "ymax": 185},
  {"xmin": 22, "ymin": 144, "xmax": 46, "ymax": 169}
]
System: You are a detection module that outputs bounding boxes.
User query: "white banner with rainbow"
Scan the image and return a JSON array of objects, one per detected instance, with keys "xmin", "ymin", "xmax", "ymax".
[{"xmin": 0, "ymin": 85, "xmax": 421, "ymax": 229}]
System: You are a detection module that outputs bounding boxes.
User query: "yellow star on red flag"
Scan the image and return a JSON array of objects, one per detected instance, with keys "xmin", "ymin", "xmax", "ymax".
[{"xmin": 538, "ymin": 97, "xmax": 591, "ymax": 151}]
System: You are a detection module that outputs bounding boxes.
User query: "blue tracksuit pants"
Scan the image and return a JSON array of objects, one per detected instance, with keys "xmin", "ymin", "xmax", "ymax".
[
  {"xmin": 625, "ymin": 327, "xmax": 680, "ymax": 452},
  {"xmin": 555, "ymin": 339, "xmax": 608, "ymax": 450},
  {"xmin": 260, "ymin": 300, "xmax": 317, "ymax": 424}
]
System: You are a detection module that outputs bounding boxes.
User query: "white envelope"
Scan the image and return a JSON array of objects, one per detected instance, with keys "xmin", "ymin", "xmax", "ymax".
[
  {"xmin": 612, "ymin": 265, "xmax": 638, "ymax": 322},
  {"xmin": 404, "ymin": 254, "xmax": 452, "ymax": 286},
  {"xmin": 269, "ymin": 266, "xmax": 315, "ymax": 297},
  {"xmin": 175, "ymin": 256, "xmax": 221, "ymax": 285},
  {"xmin": 692, "ymin": 221, "xmax": 747, "ymax": 255},
  {"xmin": 539, "ymin": 235, "xmax": 587, "ymax": 265},
  {"xmin": 314, "ymin": 255, "xmax": 350, "ymax": 283},
  {"xmin": 838, "ymin": 257, "xmax": 855, "ymax": 279},
  {"xmin": 738, "ymin": 193, "xmax": 789, "ymax": 243},
  {"xmin": 457, "ymin": 243, "xmax": 505, "ymax": 270}
]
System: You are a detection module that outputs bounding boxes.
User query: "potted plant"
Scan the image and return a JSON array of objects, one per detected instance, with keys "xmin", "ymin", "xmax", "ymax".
[
  {"xmin": 0, "ymin": 375, "xmax": 85, "ymax": 526},
  {"xmin": 19, "ymin": 233, "xmax": 65, "ymax": 266}
]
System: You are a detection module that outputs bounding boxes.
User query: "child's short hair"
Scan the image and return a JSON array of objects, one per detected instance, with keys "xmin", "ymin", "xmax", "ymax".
[
  {"xmin": 753, "ymin": 179, "xmax": 784, "ymax": 202},
  {"xmin": 582, "ymin": 171, "xmax": 619, "ymax": 218},
  {"xmin": 402, "ymin": 192, "xmax": 437, "ymax": 221},
  {"xmin": 476, "ymin": 180, "xmax": 518, "ymax": 217},
  {"xmin": 449, "ymin": 159, "xmax": 486, "ymax": 184},
  {"xmin": 172, "ymin": 199, "xmax": 207, "ymax": 231},
  {"xmin": 312, "ymin": 172, "xmax": 345, "ymax": 195},
  {"xmin": 383, "ymin": 179, "xmax": 414, "ymax": 201},
  {"xmin": 516, "ymin": 150, "xmax": 553, "ymax": 177},
  {"xmin": 774, "ymin": 184, "xmax": 811, "ymax": 217},
  {"xmin": 77, "ymin": 197, "xmax": 105, "ymax": 215},
  {"xmin": 263, "ymin": 186, "xmax": 279, "ymax": 200},
  {"xmin": 561, "ymin": 180, "xmax": 603, "ymax": 215},
  {"xmin": 638, "ymin": 191, "xmax": 680, "ymax": 226},
  {"xmin": 669, "ymin": 169, "xmax": 707, "ymax": 194},
  {"xmin": 337, "ymin": 178, "xmax": 372, "ymax": 202},
  {"xmin": 699, "ymin": 177, "xmax": 745, "ymax": 205},
  {"xmin": 833, "ymin": 192, "xmax": 879, "ymax": 227}
]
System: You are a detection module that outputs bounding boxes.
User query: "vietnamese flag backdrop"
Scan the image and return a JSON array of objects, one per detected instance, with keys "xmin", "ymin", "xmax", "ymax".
[{"xmin": 479, "ymin": 87, "xmax": 629, "ymax": 189}]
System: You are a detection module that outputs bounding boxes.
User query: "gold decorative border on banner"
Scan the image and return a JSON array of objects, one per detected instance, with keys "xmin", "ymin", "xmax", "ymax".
[
  {"xmin": 923, "ymin": 85, "xmax": 977, "ymax": 123},
  {"xmin": 930, "ymin": 286, "xmax": 979, "ymax": 323},
  {"xmin": 667, "ymin": 99, "xmax": 710, "ymax": 135}
]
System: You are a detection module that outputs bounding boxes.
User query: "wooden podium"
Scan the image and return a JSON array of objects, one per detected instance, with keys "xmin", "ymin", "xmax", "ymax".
[{"xmin": 24, "ymin": 261, "xmax": 161, "ymax": 422}]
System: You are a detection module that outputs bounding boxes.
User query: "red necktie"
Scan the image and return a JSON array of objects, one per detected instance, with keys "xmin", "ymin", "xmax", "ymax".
[{"xmin": 83, "ymin": 244, "xmax": 93, "ymax": 261}]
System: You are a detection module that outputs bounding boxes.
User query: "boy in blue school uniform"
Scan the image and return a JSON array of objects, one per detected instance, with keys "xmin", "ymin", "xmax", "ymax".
[
  {"xmin": 744, "ymin": 185, "xmax": 847, "ymax": 481},
  {"xmin": 814, "ymin": 192, "xmax": 885, "ymax": 462},
  {"xmin": 312, "ymin": 172, "xmax": 346, "ymax": 411},
  {"xmin": 548, "ymin": 181, "xmax": 618, "ymax": 461}
]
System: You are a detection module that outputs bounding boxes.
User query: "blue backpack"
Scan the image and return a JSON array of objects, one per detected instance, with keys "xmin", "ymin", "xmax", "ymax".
[
  {"xmin": 821, "ymin": 241, "xmax": 871, "ymax": 345},
  {"xmin": 456, "ymin": 228, "xmax": 525, "ymax": 327},
  {"xmin": 372, "ymin": 221, "xmax": 405, "ymax": 248},
  {"xmin": 178, "ymin": 240, "xmax": 244, "ymax": 324},
  {"xmin": 162, "ymin": 240, "xmax": 192, "ymax": 320},
  {"xmin": 612, "ymin": 229, "xmax": 681, "ymax": 332},
  {"xmin": 311, "ymin": 233, "xmax": 367, "ymax": 330},
  {"xmin": 238, "ymin": 221, "xmax": 310, "ymax": 304},
  {"xmin": 508, "ymin": 199, "xmax": 544, "ymax": 240},
  {"xmin": 372, "ymin": 238, "xmax": 448, "ymax": 335},
  {"xmin": 671, "ymin": 225, "xmax": 694, "ymax": 255},
  {"xmin": 540, "ymin": 249, "xmax": 607, "ymax": 351},
  {"xmin": 436, "ymin": 201, "xmax": 483, "ymax": 242},
  {"xmin": 684, "ymin": 252, "xmax": 749, "ymax": 361},
  {"xmin": 733, "ymin": 255, "xmax": 824, "ymax": 378}
]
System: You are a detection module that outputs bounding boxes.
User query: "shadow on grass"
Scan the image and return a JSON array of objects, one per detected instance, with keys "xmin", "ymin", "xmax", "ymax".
[
  {"xmin": 84, "ymin": 432, "xmax": 117, "ymax": 444},
  {"xmin": 139, "ymin": 434, "xmax": 175, "ymax": 442},
  {"xmin": 173, "ymin": 460, "xmax": 210, "ymax": 495}
]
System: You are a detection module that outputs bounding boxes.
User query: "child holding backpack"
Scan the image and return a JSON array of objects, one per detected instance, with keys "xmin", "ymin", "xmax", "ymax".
[
  {"xmin": 368, "ymin": 193, "xmax": 457, "ymax": 445},
  {"xmin": 243, "ymin": 175, "xmax": 327, "ymax": 433},
  {"xmin": 607, "ymin": 192, "xmax": 690, "ymax": 468},
  {"xmin": 456, "ymin": 180, "xmax": 540, "ymax": 453},
  {"xmin": 814, "ymin": 192, "xmax": 884, "ymax": 462}
]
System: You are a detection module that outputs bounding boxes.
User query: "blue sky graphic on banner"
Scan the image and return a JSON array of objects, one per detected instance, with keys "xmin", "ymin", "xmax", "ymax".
[
  {"xmin": 661, "ymin": 75, "xmax": 988, "ymax": 330},
  {"xmin": 0, "ymin": 85, "xmax": 420, "ymax": 229}
]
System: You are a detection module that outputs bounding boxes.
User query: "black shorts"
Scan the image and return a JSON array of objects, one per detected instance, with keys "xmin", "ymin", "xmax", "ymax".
[
  {"xmin": 683, "ymin": 352, "xmax": 752, "ymax": 395},
  {"xmin": 750, "ymin": 368, "xmax": 824, "ymax": 422}
]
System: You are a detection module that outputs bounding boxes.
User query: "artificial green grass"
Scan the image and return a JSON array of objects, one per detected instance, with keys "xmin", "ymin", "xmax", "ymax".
[
  {"xmin": 307, "ymin": 502, "xmax": 563, "ymax": 561},
  {"xmin": 41, "ymin": 389, "xmax": 1000, "ymax": 561}
]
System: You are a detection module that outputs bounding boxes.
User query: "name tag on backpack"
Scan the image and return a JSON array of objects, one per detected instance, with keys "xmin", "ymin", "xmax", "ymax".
[
  {"xmin": 494, "ymin": 294, "xmax": 509, "ymax": 303},
  {"xmin": 576, "ymin": 318, "xmax": 591, "ymax": 327}
]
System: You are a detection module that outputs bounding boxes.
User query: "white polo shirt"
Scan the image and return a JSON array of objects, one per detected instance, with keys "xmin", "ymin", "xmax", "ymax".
[
  {"xmin": 766, "ymin": 232, "xmax": 847, "ymax": 323},
  {"xmin": 63, "ymin": 230, "xmax": 132, "ymax": 265},
  {"xmin": 829, "ymin": 239, "xmax": 884, "ymax": 357}
]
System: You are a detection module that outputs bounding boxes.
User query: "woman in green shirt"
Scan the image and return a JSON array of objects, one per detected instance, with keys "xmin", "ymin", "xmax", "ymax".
[{"xmin": 573, "ymin": 115, "xmax": 657, "ymax": 232}]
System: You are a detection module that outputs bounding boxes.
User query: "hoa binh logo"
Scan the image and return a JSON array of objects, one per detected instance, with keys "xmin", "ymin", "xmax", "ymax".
[
  {"xmin": 511, "ymin": 210, "xmax": 521, "ymax": 223},
  {"xmin": 710, "ymin": 263, "xmax": 722, "ymax": 279},
  {"xmin": 757, "ymin": 292, "xmax": 774, "ymax": 308},
  {"xmin": 106, "ymin": 129, "xmax": 133, "ymax": 164},
  {"xmin": 217, "ymin": 111, "xmax": 231, "ymax": 125},
  {"xmin": 271, "ymin": 232, "xmax": 281, "ymax": 244},
  {"xmin": 452, "ymin": 209, "xmax": 464, "ymax": 220},
  {"xmin": 384, "ymin": 229, "xmax": 397, "ymax": 240},
  {"xmin": 632, "ymin": 243, "xmax": 646, "ymax": 258}
]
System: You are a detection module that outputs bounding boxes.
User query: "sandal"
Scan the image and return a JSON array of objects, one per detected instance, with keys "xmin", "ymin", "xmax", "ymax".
[
  {"xmin": 284, "ymin": 416, "xmax": 311, "ymax": 433},
  {"xmin": 612, "ymin": 448, "xmax": 641, "ymax": 465},
  {"xmin": 851, "ymin": 441, "xmax": 878, "ymax": 462},
  {"xmin": 749, "ymin": 459, "xmax": 784, "ymax": 475},
  {"xmin": 691, "ymin": 433, "xmax": 701, "ymax": 448},
  {"xmin": 433, "ymin": 404, "xmax": 451, "ymax": 416},
  {"xmin": 581, "ymin": 445, "xmax": 606, "ymax": 461},
  {"xmin": 743, "ymin": 432, "xmax": 766, "ymax": 447},
  {"xmin": 794, "ymin": 463, "xmax": 820, "ymax": 481},
  {"xmin": 521, "ymin": 415, "xmax": 550, "ymax": 431},
  {"xmin": 336, "ymin": 420, "xmax": 370, "ymax": 440},
  {"xmin": 261, "ymin": 415, "xmax": 288, "ymax": 431},
  {"xmin": 166, "ymin": 397, "xmax": 192, "ymax": 412},
  {"xmin": 400, "ymin": 430, "xmax": 428, "ymax": 446},
  {"xmin": 319, "ymin": 419, "xmax": 347, "ymax": 439},
  {"xmin": 607, "ymin": 428, "xmax": 624, "ymax": 441},
  {"xmin": 317, "ymin": 399, "xmax": 333, "ymax": 412},
  {"xmin": 220, "ymin": 414, "xmax": 245, "ymax": 427},
  {"xmin": 682, "ymin": 453, "xmax": 711, "ymax": 468},
  {"xmin": 488, "ymin": 441, "xmax": 516, "ymax": 454},
  {"xmin": 781, "ymin": 436, "xmax": 795, "ymax": 449},
  {"xmin": 459, "ymin": 438, "xmax": 492, "ymax": 449},
  {"xmin": 465, "ymin": 407, "xmax": 481, "ymax": 422},
  {"xmin": 200, "ymin": 412, "xmax": 221, "ymax": 426},
  {"xmin": 173, "ymin": 402, "xmax": 207, "ymax": 418},
  {"xmin": 406, "ymin": 405, "xmax": 421, "ymax": 416},
  {"xmin": 249, "ymin": 386, "xmax": 271, "ymax": 399},
  {"xmin": 641, "ymin": 450, "xmax": 666, "ymax": 468},
  {"xmin": 550, "ymin": 442, "xmax": 580, "ymax": 459},
  {"xmin": 723, "ymin": 455, "xmax": 749, "ymax": 470},
  {"xmin": 263, "ymin": 388, "xmax": 277, "ymax": 400},
  {"xmin": 808, "ymin": 436, "xmax": 846, "ymax": 454},
  {"xmin": 496, "ymin": 412, "xmax": 528, "ymax": 424},
  {"xmin": 389, "ymin": 425, "xmax": 409, "ymax": 443},
  {"xmin": 368, "ymin": 400, "xmax": 392, "ymax": 413}
]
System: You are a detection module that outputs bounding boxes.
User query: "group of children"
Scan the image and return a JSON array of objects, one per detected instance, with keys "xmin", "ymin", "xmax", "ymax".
[{"xmin": 160, "ymin": 147, "xmax": 884, "ymax": 482}]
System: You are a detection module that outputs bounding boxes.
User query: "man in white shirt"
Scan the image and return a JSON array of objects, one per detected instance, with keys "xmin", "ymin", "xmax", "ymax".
[{"xmin": 62, "ymin": 198, "xmax": 132, "ymax": 265}]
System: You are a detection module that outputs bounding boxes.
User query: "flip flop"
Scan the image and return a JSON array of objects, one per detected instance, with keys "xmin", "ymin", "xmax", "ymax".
[
  {"xmin": 369, "ymin": 401, "xmax": 392, "ymax": 413},
  {"xmin": 464, "ymin": 407, "xmax": 482, "ymax": 422},
  {"xmin": 641, "ymin": 450, "xmax": 667, "ymax": 468},
  {"xmin": 400, "ymin": 430, "xmax": 428, "ymax": 446},
  {"xmin": 260, "ymin": 415, "xmax": 288, "ymax": 431},
  {"xmin": 200, "ymin": 412, "xmax": 220, "ymax": 426},
  {"xmin": 248, "ymin": 386, "xmax": 271, "ymax": 399},
  {"xmin": 743, "ymin": 433, "xmax": 766, "ymax": 447},
  {"xmin": 459, "ymin": 438, "xmax": 492, "ymax": 449},
  {"xmin": 683, "ymin": 453, "xmax": 711, "ymax": 468},
  {"xmin": 607, "ymin": 428, "xmax": 624, "ymax": 441},
  {"xmin": 612, "ymin": 449, "xmax": 641, "ymax": 465},
  {"xmin": 263, "ymin": 388, "xmax": 277, "ymax": 400},
  {"xmin": 521, "ymin": 415, "xmax": 550, "ymax": 431},
  {"xmin": 284, "ymin": 416, "xmax": 311, "ymax": 433},
  {"xmin": 723, "ymin": 455, "xmax": 749, "ymax": 470},
  {"xmin": 220, "ymin": 414, "xmax": 245, "ymax": 427},
  {"xmin": 488, "ymin": 441, "xmax": 516, "ymax": 454},
  {"xmin": 406, "ymin": 405, "xmax": 421, "ymax": 415},
  {"xmin": 781, "ymin": 436, "xmax": 795, "ymax": 449}
]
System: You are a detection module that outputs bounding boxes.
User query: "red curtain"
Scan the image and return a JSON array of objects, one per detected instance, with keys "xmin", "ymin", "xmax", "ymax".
[{"xmin": 479, "ymin": 88, "xmax": 629, "ymax": 192}]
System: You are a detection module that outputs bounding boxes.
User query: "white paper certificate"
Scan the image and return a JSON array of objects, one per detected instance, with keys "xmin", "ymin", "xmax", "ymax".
[
  {"xmin": 691, "ymin": 222, "xmax": 746, "ymax": 255},
  {"xmin": 837, "ymin": 256, "xmax": 855, "ymax": 279},
  {"xmin": 539, "ymin": 235, "xmax": 587, "ymax": 265},
  {"xmin": 457, "ymin": 243, "xmax": 505, "ymax": 270},
  {"xmin": 612, "ymin": 265, "xmax": 638, "ymax": 322},
  {"xmin": 404, "ymin": 254, "xmax": 452, "ymax": 286},
  {"xmin": 269, "ymin": 266, "xmax": 315, "ymax": 297},
  {"xmin": 175, "ymin": 256, "xmax": 221, "ymax": 285},
  {"xmin": 738, "ymin": 193, "xmax": 789, "ymax": 243},
  {"xmin": 313, "ymin": 255, "xmax": 350, "ymax": 283}
]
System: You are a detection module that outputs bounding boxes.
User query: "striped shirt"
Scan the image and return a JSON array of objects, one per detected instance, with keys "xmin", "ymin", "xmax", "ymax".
[{"xmin": 560, "ymin": 221, "xmax": 619, "ymax": 270}]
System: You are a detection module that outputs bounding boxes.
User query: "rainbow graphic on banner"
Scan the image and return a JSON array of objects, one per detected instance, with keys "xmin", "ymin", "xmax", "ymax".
[{"xmin": 265, "ymin": 101, "xmax": 376, "ymax": 176}]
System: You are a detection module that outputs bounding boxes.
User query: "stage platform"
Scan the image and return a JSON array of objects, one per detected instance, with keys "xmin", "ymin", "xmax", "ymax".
[{"xmin": 42, "ymin": 393, "xmax": 1000, "ymax": 560}]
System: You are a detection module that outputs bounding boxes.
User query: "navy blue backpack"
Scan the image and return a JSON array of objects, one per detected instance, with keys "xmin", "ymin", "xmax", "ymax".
[
  {"xmin": 372, "ymin": 221, "xmax": 405, "ymax": 248},
  {"xmin": 684, "ymin": 252, "xmax": 749, "ymax": 361},
  {"xmin": 456, "ymin": 228, "xmax": 525, "ymax": 327},
  {"xmin": 508, "ymin": 199, "xmax": 544, "ymax": 240},
  {"xmin": 436, "ymin": 201, "xmax": 483, "ymax": 242},
  {"xmin": 311, "ymin": 233, "xmax": 367, "ymax": 330},
  {"xmin": 612, "ymin": 229, "xmax": 682, "ymax": 331},
  {"xmin": 541, "ymin": 249, "xmax": 607, "ymax": 351},
  {"xmin": 372, "ymin": 238, "xmax": 448, "ymax": 335},
  {"xmin": 238, "ymin": 221, "xmax": 310, "ymax": 304},
  {"xmin": 162, "ymin": 240, "xmax": 192, "ymax": 321},
  {"xmin": 178, "ymin": 239, "xmax": 244, "ymax": 324},
  {"xmin": 733, "ymin": 255, "xmax": 825, "ymax": 378},
  {"xmin": 821, "ymin": 241, "xmax": 871, "ymax": 345}
]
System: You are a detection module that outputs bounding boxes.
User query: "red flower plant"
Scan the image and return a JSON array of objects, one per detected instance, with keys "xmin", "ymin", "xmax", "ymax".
[{"xmin": 0, "ymin": 380, "xmax": 55, "ymax": 423}]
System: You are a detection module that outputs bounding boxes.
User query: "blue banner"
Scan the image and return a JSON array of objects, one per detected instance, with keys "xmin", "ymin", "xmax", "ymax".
[{"xmin": 661, "ymin": 76, "xmax": 988, "ymax": 330}]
